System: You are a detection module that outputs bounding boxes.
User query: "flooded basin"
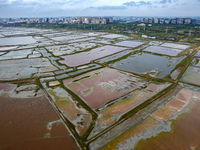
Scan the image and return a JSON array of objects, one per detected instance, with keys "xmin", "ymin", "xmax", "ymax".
[
  {"xmin": 100, "ymin": 34, "xmax": 126, "ymax": 39},
  {"xmin": 63, "ymin": 67, "xmax": 149, "ymax": 109},
  {"xmin": 0, "ymin": 49, "xmax": 32, "ymax": 60},
  {"xmin": 195, "ymin": 50, "xmax": 200, "ymax": 57},
  {"xmin": 110, "ymin": 52, "xmax": 185, "ymax": 78},
  {"xmin": 0, "ymin": 83, "xmax": 79, "ymax": 150},
  {"xmin": 0, "ymin": 58, "xmax": 57, "ymax": 81},
  {"xmin": 0, "ymin": 36, "xmax": 37, "ymax": 46},
  {"xmin": 160, "ymin": 42, "xmax": 189, "ymax": 50},
  {"xmin": 89, "ymin": 82, "xmax": 171, "ymax": 137},
  {"xmin": 135, "ymin": 98, "xmax": 200, "ymax": 150},
  {"xmin": 41, "ymin": 82, "xmax": 92, "ymax": 136},
  {"xmin": 100, "ymin": 116, "xmax": 161, "ymax": 150},
  {"xmin": 114, "ymin": 41, "xmax": 144, "ymax": 48},
  {"xmin": 143, "ymin": 46, "xmax": 182, "ymax": 56},
  {"xmin": 95, "ymin": 50, "xmax": 133, "ymax": 64},
  {"xmin": 46, "ymin": 42, "xmax": 99, "ymax": 56},
  {"xmin": 101, "ymin": 85, "xmax": 198, "ymax": 150},
  {"xmin": 181, "ymin": 66, "xmax": 200, "ymax": 86},
  {"xmin": 0, "ymin": 46, "xmax": 18, "ymax": 51},
  {"xmin": 59, "ymin": 45, "xmax": 127, "ymax": 67},
  {"xmin": 50, "ymin": 35, "xmax": 86, "ymax": 41}
]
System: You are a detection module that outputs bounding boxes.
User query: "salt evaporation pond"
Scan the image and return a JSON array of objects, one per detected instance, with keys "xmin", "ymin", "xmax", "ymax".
[
  {"xmin": 59, "ymin": 45, "xmax": 127, "ymax": 67},
  {"xmin": 0, "ymin": 83, "xmax": 79, "ymax": 150},
  {"xmin": 143, "ymin": 46, "xmax": 182, "ymax": 56},
  {"xmin": 0, "ymin": 36, "xmax": 37, "ymax": 46},
  {"xmin": 114, "ymin": 41, "xmax": 144, "ymax": 48},
  {"xmin": 100, "ymin": 34, "xmax": 125, "ymax": 39},
  {"xmin": 160, "ymin": 43, "xmax": 189, "ymax": 50},
  {"xmin": 95, "ymin": 50, "xmax": 133, "ymax": 64},
  {"xmin": 110, "ymin": 52, "xmax": 185, "ymax": 78},
  {"xmin": 50, "ymin": 35, "xmax": 86, "ymax": 41},
  {"xmin": 0, "ymin": 46, "xmax": 17, "ymax": 51},
  {"xmin": 181, "ymin": 66, "xmax": 200, "ymax": 86},
  {"xmin": 195, "ymin": 50, "xmax": 200, "ymax": 57},
  {"xmin": 63, "ymin": 67, "xmax": 149, "ymax": 109}
]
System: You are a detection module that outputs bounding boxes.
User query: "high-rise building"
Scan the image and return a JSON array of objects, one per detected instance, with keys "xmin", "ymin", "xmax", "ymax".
[
  {"xmin": 177, "ymin": 18, "xmax": 184, "ymax": 24},
  {"xmin": 164, "ymin": 18, "xmax": 170, "ymax": 24},
  {"xmin": 170, "ymin": 18, "xmax": 177, "ymax": 24},
  {"xmin": 154, "ymin": 18, "xmax": 159, "ymax": 24},
  {"xmin": 184, "ymin": 18, "xmax": 191, "ymax": 24},
  {"xmin": 159, "ymin": 18, "xmax": 164, "ymax": 24}
]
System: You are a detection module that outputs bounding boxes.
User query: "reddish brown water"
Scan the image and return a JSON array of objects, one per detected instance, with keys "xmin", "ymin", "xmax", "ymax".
[
  {"xmin": 0, "ymin": 83, "xmax": 79, "ymax": 150},
  {"xmin": 64, "ymin": 68, "xmax": 137, "ymax": 109},
  {"xmin": 60, "ymin": 46, "xmax": 126, "ymax": 67},
  {"xmin": 135, "ymin": 100, "xmax": 200, "ymax": 150}
]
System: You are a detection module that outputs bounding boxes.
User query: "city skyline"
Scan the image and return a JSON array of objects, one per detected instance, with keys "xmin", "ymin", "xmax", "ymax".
[{"xmin": 0, "ymin": 0, "xmax": 200, "ymax": 18}]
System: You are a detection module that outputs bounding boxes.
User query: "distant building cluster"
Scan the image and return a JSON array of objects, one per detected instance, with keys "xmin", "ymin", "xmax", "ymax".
[
  {"xmin": 0, "ymin": 17, "xmax": 112, "ymax": 25},
  {"xmin": 142, "ymin": 17, "xmax": 200, "ymax": 25},
  {"xmin": 1, "ymin": 17, "xmax": 200, "ymax": 26}
]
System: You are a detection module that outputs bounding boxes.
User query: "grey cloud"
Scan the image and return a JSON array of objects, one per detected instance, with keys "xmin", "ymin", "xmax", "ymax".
[
  {"xmin": 123, "ymin": 1, "xmax": 137, "ymax": 6},
  {"xmin": 159, "ymin": 0, "xmax": 171, "ymax": 4},
  {"xmin": 123, "ymin": 1, "xmax": 152, "ymax": 7},
  {"xmin": 88, "ymin": 6, "xmax": 127, "ymax": 10}
]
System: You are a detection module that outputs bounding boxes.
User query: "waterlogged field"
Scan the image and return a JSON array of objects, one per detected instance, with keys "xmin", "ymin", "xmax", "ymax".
[{"xmin": 0, "ymin": 27, "xmax": 199, "ymax": 150}]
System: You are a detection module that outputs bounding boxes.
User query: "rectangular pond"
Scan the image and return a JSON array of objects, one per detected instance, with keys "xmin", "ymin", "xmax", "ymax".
[
  {"xmin": 63, "ymin": 67, "xmax": 150, "ymax": 109},
  {"xmin": 109, "ymin": 52, "xmax": 185, "ymax": 78},
  {"xmin": 181, "ymin": 66, "xmax": 200, "ymax": 86},
  {"xmin": 195, "ymin": 50, "xmax": 200, "ymax": 57},
  {"xmin": 59, "ymin": 45, "xmax": 127, "ymax": 67},
  {"xmin": 143, "ymin": 46, "xmax": 182, "ymax": 56},
  {"xmin": 160, "ymin": 43, "xmax": 189, "ymax": 50},
  {"xmin": 46, "ymin": 42, "xmax": 99, "ymax": 56},
  {"xmin": 0, "ymin": 36, "xmax": 37, "ymax": 46},
  {"xmin": 100, "ymin": 34, "xmax": 125, "ymax": 39},
  {"xmin": 114, "ymin": 41, "xmax": 144, "ymax": 48}
]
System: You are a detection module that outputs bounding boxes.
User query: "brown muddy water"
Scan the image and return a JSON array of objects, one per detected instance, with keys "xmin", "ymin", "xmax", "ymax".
[
  {"xmin": 135, "ymin": 100, "xmax": 200, "ymax": 150},
  {"xmin": 0, "ymin": 83, "xmax": 79, "ymax": 150}
]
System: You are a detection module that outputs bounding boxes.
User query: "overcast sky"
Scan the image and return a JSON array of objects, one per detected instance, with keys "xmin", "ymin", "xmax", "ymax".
[{"xmin": 0, "ymin": 0, "xmax": 200, "ymax": 18}]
